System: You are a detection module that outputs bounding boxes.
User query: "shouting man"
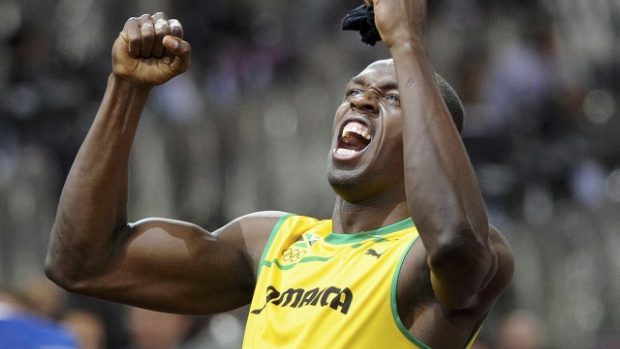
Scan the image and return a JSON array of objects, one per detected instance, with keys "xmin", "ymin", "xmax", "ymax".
[{"xmin": 46, "ymin": 0, "xmax": 514, "ymax": 348}]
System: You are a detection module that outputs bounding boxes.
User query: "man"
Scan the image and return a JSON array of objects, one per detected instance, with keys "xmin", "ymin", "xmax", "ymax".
[
  {"xmin": 123, "ymin": 307, "xmax": 192, "ymax": 349},
  {"xmin": 0, "ymin": 289, "xmax": 78, "ymax": 349},
  {"xmin": 46, "ymin": 0, "xmax": 514, "ymax": 348}
]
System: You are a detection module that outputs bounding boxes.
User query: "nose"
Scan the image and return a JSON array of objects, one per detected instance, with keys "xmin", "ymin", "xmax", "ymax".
[{"xmin": 350, "ymin": 90, "xmax": 379, "ymax": 115}]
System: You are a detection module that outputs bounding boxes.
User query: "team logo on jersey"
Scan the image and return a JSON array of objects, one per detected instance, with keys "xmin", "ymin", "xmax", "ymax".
[
  {"xmin": 364, "ymin": 248, "xmax": 384, "ymax": 259},
  {"xmin": 251, "ymin": 285, "xmax": 353, "ymax": 315},
  {"xmin": 281, "ymin": 246, "xmax": 307, "ymax": 263}
]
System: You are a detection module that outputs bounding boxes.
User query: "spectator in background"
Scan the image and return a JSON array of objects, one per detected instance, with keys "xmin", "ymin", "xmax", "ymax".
[
  {"xmin": 123, "ymin": 307, "xmax": 192, "ymax": 349},
  {"xmin": 17, "ymin": 276, "xmax": 66, "ymax": 319},
  {"xmin": 0, "ymin": 288, "xmax": 78, "ymax": 349},
  {"xmin": 62, "ymin": 309, "xmax": 106, "ymax": 349}
]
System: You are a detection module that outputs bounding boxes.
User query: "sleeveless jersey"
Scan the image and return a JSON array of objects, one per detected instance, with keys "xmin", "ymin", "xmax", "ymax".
[{"xmin": 242, "ymin": 214, "xmax": 481, "ymax": 349}]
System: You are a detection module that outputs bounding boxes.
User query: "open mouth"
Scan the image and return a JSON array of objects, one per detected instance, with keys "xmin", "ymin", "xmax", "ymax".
[{"xmin": 335, "ymin": 120, "xmax": 372, "ymax": 157}]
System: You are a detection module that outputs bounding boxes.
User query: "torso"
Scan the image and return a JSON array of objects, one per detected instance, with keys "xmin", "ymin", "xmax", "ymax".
[{"xmin": 242, "ymin": 214, "xmax": 485, "ymax": 349}]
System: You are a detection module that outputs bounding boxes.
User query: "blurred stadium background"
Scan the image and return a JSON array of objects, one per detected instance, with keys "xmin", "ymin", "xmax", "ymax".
[{"xmin": 0, "ymin": 0, "xmax": 619, "ymax": 348}]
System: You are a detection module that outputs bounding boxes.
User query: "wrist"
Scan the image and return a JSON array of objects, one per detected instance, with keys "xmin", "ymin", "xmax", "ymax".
[
  {"xmin": 387, "ymin": 36, "xmax": 425, "ymax": 54},
  {"xmin": 101, "ymin": 74, "xmax": 152, "ymax": 120},
  {"xmin": 108, "ymin": 73, "xmax": 153, "ymax": 104},
  {"xmin": 109, "ymin": 73, "xmax": 154, "ymax": 95}
]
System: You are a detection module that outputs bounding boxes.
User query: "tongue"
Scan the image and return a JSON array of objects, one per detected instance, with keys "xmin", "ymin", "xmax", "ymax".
[{"xmin": 342, "ymin": 132, "xmax": 367, "ymax": 150}]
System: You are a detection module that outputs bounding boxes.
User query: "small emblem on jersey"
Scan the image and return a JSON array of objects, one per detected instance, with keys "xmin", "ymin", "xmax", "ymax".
[
  {"xmin": 282, "ymin": 247, "xmax": 307, "ymax": 263},
  {"xmin": 365, "ymin": 248, "xmax": 384, "ymax": 259},
  {"xmin": 251, "ymin": 285, "xmax": 353, "ymax": 315}
]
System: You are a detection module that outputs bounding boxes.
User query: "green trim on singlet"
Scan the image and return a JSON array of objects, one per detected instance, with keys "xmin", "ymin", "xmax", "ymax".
[
  {"xmin": 262, "ymin": 255, "xmax": 334, "ymax": 271},
  {"xmin": 390, "ymin": 236, "xmax": 433, "ymax": 349},
  {"xmin": 464, "ymin": 322, "xmax": 485, "ymax": 349},
  {"xmin": 389, "ymin": 235, "xmax": 486, "ymax": 349},
  {"xmin": 325, "ymin": 217, "xmax": 414, "ymax": 245},
  {"xmin": 257, "ymin": 214, "xmax": 292, "ymax": 279}
]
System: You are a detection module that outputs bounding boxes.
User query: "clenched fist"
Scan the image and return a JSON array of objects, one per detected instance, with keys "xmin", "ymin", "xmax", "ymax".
[
  {"xmin": 364, "ymin": 0, "xmax": 427, "ymax": 48},
  {"xmin": 112, "ymin": 12, "xmax": 191, "ymax": 87}
]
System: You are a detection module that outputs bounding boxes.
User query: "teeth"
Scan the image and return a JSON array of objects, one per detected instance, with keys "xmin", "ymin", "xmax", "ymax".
[
  {"xmin": 335, "ymin": 148, "xmax": 359, "ymax": 156},
  {"xmin": 342, "ymin": 121, "xmax": 370, "ymax": 140}
]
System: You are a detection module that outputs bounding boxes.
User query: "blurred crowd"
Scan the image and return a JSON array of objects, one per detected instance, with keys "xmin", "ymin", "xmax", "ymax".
[
  {"xmin": 1, "ymin": 0, "xmax": 619, "ymax": 348},
  {"xmin": 0, "ymin": 276, "xmax": 549, "ymax": 349}
]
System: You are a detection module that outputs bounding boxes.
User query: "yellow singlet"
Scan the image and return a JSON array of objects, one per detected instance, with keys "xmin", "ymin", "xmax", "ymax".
[{"xmin": 242, "ymin": 214, "xmax": 481, "ymax": 349}]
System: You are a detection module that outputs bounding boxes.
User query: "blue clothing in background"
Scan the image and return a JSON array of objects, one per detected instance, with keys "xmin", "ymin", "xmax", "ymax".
[{"xmin": 0, "ymin": 306, "xmax": 78, "ymax": 349}]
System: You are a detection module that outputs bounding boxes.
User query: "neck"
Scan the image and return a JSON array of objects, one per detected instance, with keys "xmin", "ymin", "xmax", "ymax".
[{"xmin": 331, "ymin": 195, "xmax": 409, "ymax": 234}]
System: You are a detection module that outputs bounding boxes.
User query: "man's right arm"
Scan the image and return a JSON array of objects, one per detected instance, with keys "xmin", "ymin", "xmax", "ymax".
[
  {"xmin": 45, "ymin": 13, "xmax": 274, "ymax": 314},
  {"xmin": 367, "ymin": 0, "xmax": 513, "ymax": 311}
]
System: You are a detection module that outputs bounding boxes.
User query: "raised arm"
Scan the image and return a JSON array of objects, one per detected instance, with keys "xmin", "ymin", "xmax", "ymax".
[
  {"xmin": 45, "ymin": 13, "xmax": 276, "ymax": 314},
  {"xmin": 368, "ymin": 0, "xmax": 513, "ymax": 309}
]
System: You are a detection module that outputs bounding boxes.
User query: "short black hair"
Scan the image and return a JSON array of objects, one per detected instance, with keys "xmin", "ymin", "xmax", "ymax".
[{"xmin": 435, "ymin": 73, "xmax": 464, "ymax": 133}]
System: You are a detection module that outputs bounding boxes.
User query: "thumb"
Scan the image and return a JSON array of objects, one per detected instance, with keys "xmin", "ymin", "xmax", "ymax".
[{"xmin": 163, "ymin": 35, "xmax": 191, "ymax": 72}]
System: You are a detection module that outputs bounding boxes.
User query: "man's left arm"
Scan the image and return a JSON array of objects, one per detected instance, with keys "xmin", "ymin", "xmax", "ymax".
[{"xmin": 368, "ymin": 0, "xmax": 514, "ymax": 309}]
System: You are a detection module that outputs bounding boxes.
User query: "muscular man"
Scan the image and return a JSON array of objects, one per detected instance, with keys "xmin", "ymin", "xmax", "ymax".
[{"xmin": 46, "ymin": 1, "xmax": 514, "ymax": 348}]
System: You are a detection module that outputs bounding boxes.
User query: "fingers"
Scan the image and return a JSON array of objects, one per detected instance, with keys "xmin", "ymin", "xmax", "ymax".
[
  {"xmin": 122, "ymin": 17, "xmax": 141, "ymax": 58},
  {"xmin": 138, "ymin": 14, "xmax": 155, "ymax": 58},
  {"xmin": 152, "ymin": 12, "xmax": 169, "ymax": 58},
  {"xmin": 121, "ymin": 13, "xmax": 184, "ymax": 60},
  {"xmin": 162, "ymin": 36, "xmax": 190, "ymax": 57},
  {"xmin": 162, "ymin": 35, "xmax": 191, "ymax": 73},
  {"xmin": 152, "ymin": 11, "xmax": 169, "ymax": 22},
  {"xmin": 169, "ymin": 19, "xmax": 183, "ymax": 39}
]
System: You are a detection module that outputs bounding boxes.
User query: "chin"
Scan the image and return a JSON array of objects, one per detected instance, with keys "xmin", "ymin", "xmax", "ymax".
[
  {"xmin": 327, "ymin": 168, "xmax": 373, "ymax": 203},
  {"xmin": 327, "ymin": 161, "xmax": 407, "ymax": 204}
]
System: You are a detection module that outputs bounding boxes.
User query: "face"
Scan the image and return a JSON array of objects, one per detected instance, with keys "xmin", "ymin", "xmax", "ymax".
[{"xmin": 327, "ymin": 59, "xmax": 406, "ymax": 203}]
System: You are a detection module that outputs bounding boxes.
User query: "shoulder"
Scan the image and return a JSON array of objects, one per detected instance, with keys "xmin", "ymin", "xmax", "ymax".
[
  {"xmin": 213, "ymin": 211, "xmax": 292, "ymax": 276},
  {"xmin": 214, "ymin": 211, "xmax": 290, "ymax": 248},
  {"xmin": 216, "ymin": 211, "xmax": 291, "ymax": 233}
]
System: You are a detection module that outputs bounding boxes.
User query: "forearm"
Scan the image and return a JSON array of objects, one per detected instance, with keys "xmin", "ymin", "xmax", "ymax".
[
  {"xmin": 390, "ymin": 40, "xmax": 494, "ymax": 297},
  {"xmin": 46, "ymin": 74, "xmax": 151, "ymax": 282}
]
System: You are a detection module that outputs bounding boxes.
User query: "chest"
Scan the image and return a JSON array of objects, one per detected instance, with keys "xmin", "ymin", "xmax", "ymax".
[{"xmin": 252, "ymin": 226, "xmax": 420, "ymax": 317}]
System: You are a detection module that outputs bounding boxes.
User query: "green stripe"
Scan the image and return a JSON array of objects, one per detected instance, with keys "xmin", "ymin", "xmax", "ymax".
[
  {"xmin": 256, "ymin": 213, "xmax": 292, "ymax": 279},
  {"xmin": 325, "ymin": 217, "xmax": 414, "ymax": 245},
  {"xmin": 299, "ymin": 256, "xmax": 332, "ymax": 263},
  {"xmin": 464, "ymin": 322, "xmax": 485, "ymax": 349},
  {"xmin": 263, "ymin": 255, "xmax": 333, "ymax": 271},
  {"xmin": 390, "ymin": 236, "xmax": 433, "ymax": 349}
]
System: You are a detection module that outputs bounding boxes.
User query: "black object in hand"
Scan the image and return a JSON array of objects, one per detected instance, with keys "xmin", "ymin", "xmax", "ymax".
[
  {"xmin": 341, "ymin": 5, "xmax": 382, "ymax": 46},
  {"xmin": 342, "ymin": 5, "xmax": 381, "ymax": 46}
]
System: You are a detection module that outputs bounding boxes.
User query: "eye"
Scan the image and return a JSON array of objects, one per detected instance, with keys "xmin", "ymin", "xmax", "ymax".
[
  {"xmin": 346, "ymin": 89, "xmax": 363, "ymax": 99},
  {"xmin": 385, "ymin": 94, "xmax": 400, "ymax": 105}
]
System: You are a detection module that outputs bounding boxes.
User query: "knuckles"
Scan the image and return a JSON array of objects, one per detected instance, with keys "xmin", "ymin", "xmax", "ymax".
[
  {"xmin": 114, "ymin": 12, "xmax": 189, "ymax": 85},
  {"xmin": 122, "ymin": 13, "xmax": 185, "ymax": 58},
  {"xmin": 124, "ymin": 14, "xmax": 182, "ymax": 38}
]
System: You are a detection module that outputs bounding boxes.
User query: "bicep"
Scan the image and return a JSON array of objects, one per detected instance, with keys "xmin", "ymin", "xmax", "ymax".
[
  {"xmin": 79, "ymin": 218, "xmax": 254, "ymax": 314},
  {"xmin": 428, "ymin": 225, "xmax": 513, "ymax": 310}
]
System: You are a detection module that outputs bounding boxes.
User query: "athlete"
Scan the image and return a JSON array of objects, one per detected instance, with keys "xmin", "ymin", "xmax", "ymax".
[{"xmin": 46, "ymin": 0, "xmax": 514, "ymax": 348}]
